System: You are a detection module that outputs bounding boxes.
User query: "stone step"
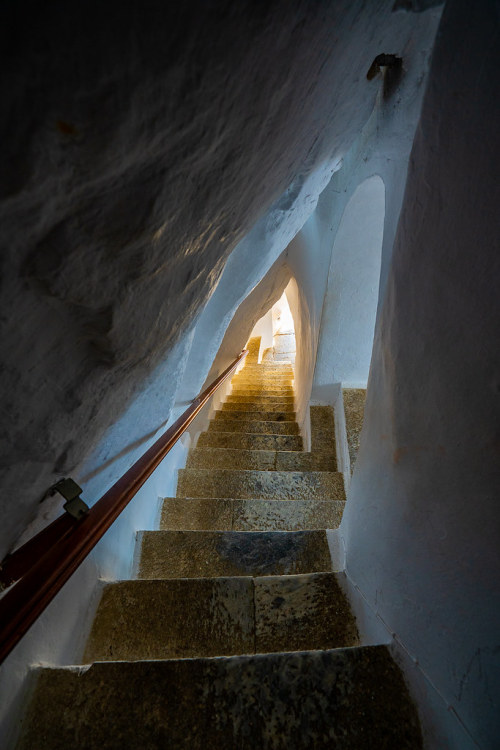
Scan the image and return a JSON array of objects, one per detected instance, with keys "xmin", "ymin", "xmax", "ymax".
[
  {"xmin": 197, "ymin": 431, "xmax": 303, "ymax": 451},
  {"xmin": 231, "ymin": 381, "xmax": 294, "ymax": 388},
  {"xmin": 161, "ymin": 497, "xmax": 345, "ymax": 531},
  {"xmin": 83, "ymin": 572, "xmax": 357, "ymax": 663},
  {"xmin": 233, "ymin": 370, "xmax": 293, "ymax": 378},
  {"xmin": 241, "ymin": 360, "xmax": 293, "ymax": 367},
  {"xmin": 176, "ymin": 468, "xmax": 345, "ymax": 501},
  {"xmin": 222, "ymin": 400, "xmax": 295, "ymax": 412},
  {"xmin": 186, "ymin": 447, "xmax": 336, "ymax": 472},
  {"xmin": 227, "ymin": 388, "xmax": 295, "ymax": 401},
  {"xmin": 138, "ymin": 530, "xmax": 332, "ymax": 578},
  {"xmin": 245, "ymin": 336, "xmax": 261, "ymax": 352},
  {"xmin": 84, "ymin": 577, "xmax": 255, "ymax": 662},
  {"xmin": 226, "ymin": 394, "xmax": 295, "ymax": 404},
  {"xmin": 19, "ymin": 646, "xmax": 423, "ymax": 749},
  {"xmin": 232, "ymin": 382, "xmax": 294, "ymax": 391},
  {"xmin": 232, "ymin": 375, "xmax": 294, "ymax": 385},
  {"xmin": 232, "ymin": 383, "xmax": 294, "ymax": 390},
  {"xmin": 214, "ymin": 409, "xmax": 295, "ymax": 422},
  {"xmin": 239, "ymin": 366, "xmax": 294, "ymax": 375},
  {"xmin": 207, "ymin": 419, "xmax": 299, "ymax": 435}
]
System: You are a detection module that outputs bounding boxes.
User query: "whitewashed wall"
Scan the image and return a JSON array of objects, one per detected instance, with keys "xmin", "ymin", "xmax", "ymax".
[{"xmin": 340, "ymin": 2, "xmax": 500, "ymax": 747}]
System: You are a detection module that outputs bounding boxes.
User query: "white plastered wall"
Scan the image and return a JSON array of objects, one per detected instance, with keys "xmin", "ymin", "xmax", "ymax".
[
  {"xmin": 248, "ymin": 309, "xmax": 274, "ymax": 362},
  {"xmin": 314, "ymin": 175, "xmax": 385, "ymax": 389},
  {"xmin": 338, "ymin": 2, "xmax": 500, "ymax": 748}
]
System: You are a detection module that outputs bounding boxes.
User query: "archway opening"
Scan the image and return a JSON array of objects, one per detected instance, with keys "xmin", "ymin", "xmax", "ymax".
[{"xmin": 247, "ymin": 287, "xmax": 296, "ymax": 365}]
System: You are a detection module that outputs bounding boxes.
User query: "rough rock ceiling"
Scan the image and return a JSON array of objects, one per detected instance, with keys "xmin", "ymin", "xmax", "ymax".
[{"xmin": 0, "ymin": 0, "xmax": 439, "ymax": 554}]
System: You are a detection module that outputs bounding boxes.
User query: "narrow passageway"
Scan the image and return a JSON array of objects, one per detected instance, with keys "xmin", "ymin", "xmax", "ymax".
[
  {"xmin": 18, "ymin": 336, "xmax": 422, "ymax": 748},
  {"xmin": 262, "ymin": 291, "xmax": 296, "ymax": 364}
]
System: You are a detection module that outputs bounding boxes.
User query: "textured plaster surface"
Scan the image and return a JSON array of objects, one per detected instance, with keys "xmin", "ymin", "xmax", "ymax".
[
  {"xmin": 314, "ymin": 177, "xmax": 385, "ymax": 387},
  {"xmin": 139, "ymin": 530, "xmax": 332, "ymax": 579},
  {"xmin": 341, "ymin": 2, "xmax": 500, "ymax": 746},
  {"xmin": 18, "ymin": 646, "xmax": 422, "ymax": 750}
]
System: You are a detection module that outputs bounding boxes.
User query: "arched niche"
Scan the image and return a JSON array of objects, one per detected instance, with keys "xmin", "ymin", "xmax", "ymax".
[{"xmin": 315, "ymin": 175, "xmax": 385, "ymax": 388}]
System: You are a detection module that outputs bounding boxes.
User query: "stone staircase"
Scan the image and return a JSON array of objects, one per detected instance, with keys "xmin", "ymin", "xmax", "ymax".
[{"xmin": 17, "ymin": 338, "xmax": 422, "ymax": 749}]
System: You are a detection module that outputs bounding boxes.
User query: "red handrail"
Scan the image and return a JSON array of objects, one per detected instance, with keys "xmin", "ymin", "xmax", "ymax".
[{"xmin": 0, "ymin": 349, "xmax": 248, "ymax": 664}]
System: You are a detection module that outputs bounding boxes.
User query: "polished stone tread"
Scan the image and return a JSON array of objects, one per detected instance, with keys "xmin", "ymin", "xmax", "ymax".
[
  {"xmin": 161, "ymin": 497, "xmax": 345, "ymax": 531},
  {"xmin": 138, "ymin": 530, "xmax": 332, "ymax": 578},
  {"xmin": 19, "ymin": 646, "xmax": 423, "ymax": 750},
  {"xmin": 177, "ymin": 468, "xmax": 345, "ymax": 501}
]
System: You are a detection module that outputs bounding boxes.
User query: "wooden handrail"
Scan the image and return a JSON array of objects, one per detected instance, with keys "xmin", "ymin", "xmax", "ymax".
[{"xmin": 0, "ymin": 349, "xmax": 248, "ymax": 664}]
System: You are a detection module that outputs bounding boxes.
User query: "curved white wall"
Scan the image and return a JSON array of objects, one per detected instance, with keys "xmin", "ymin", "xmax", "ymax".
[
  {"xmin": 341, "ymin": 2, "xmax": 500, "ymax": 747},
  {"xmin": 314, "ymin": 176, "xmax": 385, "ymax": 388}
]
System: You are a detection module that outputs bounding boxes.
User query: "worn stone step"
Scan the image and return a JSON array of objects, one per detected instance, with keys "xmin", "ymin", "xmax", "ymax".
[
  {"xmin": 239, "ymin": 366, "xmax": 294, "ymax": 375},
  {"xmin": 186, "ymin": 447, "xmax": 336, "ymax": 472},
  {"xmin": 84, "ymin": 577, "xmax": 255, "ymax": 662},
  {"xmin": 138, "ymin": 530, "xmax": 332, "ymax": 578},
  {"xmin": 226, "ymin": 394, "xmax": 295, "ymax": 404},
  {"xmin": 19, "ymin": 646, "xmax": 423, "ymax": 749},
  {"xmin": 222, "ymin": 400, "xmax": 295, "ymax": 412},
  {"xmin": 83, "ymin": 572, "xmax": 358, "ymax": 663},
  {"xmin": 233, "ymin": 376, "xmax": 293, "ymax": 385},
  {"xmin": 230, "ymin": 389, "xmax": 294, "ymax": 398},
  {"xmin": 231, "ymin": 383, "xmax": 294, "ymax": 390},
  {"xmin": 177, "ymin": 468, "xmax": 345, "ymax": 501},
  {"xmin": 245, "ymin": 341, "xmax": 259, "ymax": 352},
  {"xmin": 273, "ymin": 450, "xmax": 337, "ymax": 472},
  {"xmin": 161, "ymin": 497, "xmax": 345, "ymax": 531},
  {"xmin": 233, "ymin": 370, "xmax": 293, "ymax": 378},
  {"xmin": 232, "ymin": 383, "xmax": 294, "ymax": 391},
  {"xmin": 254, "ymin": 572, "xmax": 358, "ymax": 653},
  {"xmin": 197, "ymin": 431, "xmax": 303, "ymax": 451},
  {"xmin": 232, "ymin": 382, "xmax": 294, "ymax": 391},
  {"xmin": 208, "ymin": 419, "xmax": 299, "ymax": 435},
  {"xmin": 214, "ymin": 409, "xmax": 295, "ymax": 422}
]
